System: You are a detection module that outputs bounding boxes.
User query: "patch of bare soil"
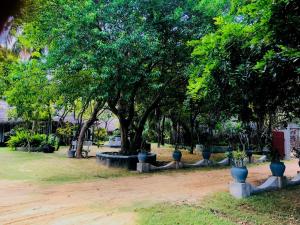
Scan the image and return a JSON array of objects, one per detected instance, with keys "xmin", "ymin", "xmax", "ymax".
[{"xmin": 0, "ymin": 161, "xmax": 299, "ymax": 225}]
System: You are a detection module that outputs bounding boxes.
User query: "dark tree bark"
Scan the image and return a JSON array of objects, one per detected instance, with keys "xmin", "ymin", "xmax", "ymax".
[
  {"xmin": 130, "ymin": 96, "xmax": 161, "ymax": 152},
  {"xmin": 155, "ymin": 108, "xmax": 162, "ymax": 148},
  {"xmin": 119, "ymin": 118, "xmax": 130, "ymax": 154},
  {"xmin": 171, "ymin": 121, "xmax": 177, "ymax": 145},
  {"xmin": 76, "ymin": 101, "xmax": 103, "ymax": 158},
  {"xmin": 161, "ymin": 116, "xmax": 165, "ymax": 146},
  {"xmin": 189, "ymin": 113, "xmax": 195, "ymax": 154},
  {"xmin": 108, "ymin": 87, "xmax": 163, "ymax": 154}
]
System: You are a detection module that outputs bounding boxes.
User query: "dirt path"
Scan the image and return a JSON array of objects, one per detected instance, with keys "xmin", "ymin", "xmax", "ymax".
[{"xmin": 0, "ymin": 161, "xmax": 299, "ymax": 225}]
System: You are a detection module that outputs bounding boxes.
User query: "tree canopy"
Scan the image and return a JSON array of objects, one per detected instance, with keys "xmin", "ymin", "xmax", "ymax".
[
  {"xmin": 0, "ymin": 0, "xmax": 299, "ymax": 153},
  {"xmin": 189, "ymin": 0, "xmax": 300, "ymax": 147}
]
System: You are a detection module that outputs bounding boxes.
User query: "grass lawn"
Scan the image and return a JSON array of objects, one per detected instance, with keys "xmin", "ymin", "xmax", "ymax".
[
  {"xmin": 0, "ymin": 145, "xmax": 225, "ymax": 184},
  {"xmin": 138, "ymin": 186, "xmax": 300, "ymax": 225},
  {"xmin": 0, "ymin": 145, "xmax": 262, "ymax": 184},
  {"xmin": 0, "ymin": 146, "xmax": 227, "ymax": 184},
  {"xmin": 0, "ymin": 147, "xmax": 132, "ymax": 184}
]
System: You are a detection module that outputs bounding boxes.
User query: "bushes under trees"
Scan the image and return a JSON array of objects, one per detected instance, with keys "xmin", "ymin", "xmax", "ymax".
[{"xmin": 6, "ymin": 128, "xmax": 58, "ymax": 152}]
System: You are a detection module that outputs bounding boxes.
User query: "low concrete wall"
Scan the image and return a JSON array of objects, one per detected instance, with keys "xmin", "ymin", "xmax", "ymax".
[{"xmin": 96, "ymin": 152, "xmax": 156, "ymax": 170}]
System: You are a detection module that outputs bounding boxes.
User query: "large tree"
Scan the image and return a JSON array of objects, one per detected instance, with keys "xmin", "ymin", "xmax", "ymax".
[
  {"xmin": 19, "ymin": 0, "xmax": 223, "ymax": 154},
  {"xmin": 189, "ymin": 0, "xmax": 300, "ymax": 148}
]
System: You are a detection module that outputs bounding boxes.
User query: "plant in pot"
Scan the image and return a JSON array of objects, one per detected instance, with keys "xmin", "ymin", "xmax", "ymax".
[
  {"xmin": 231, "ymin": 150, "xmax": 248, "ymax": 183},
  {"xmin": 172, "ymin": 148, "xmax": 182, "ymax": 162},
  {"xmin": 269, "ymin": 149, "xmax": 286, "ymax": 177},
  {"xmin": 202, "ymin": 146, "xmax": 211, "ymax": 161},
  {"xmin": 42, "ymin": 134, "xmax": 58, "ymax": 153},
  {"xmin": 138, "ymin": 149, "xmax": 148, "ymax": 163}
]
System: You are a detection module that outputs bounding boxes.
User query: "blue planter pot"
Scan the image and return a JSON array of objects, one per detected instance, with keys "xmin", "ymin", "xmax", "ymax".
[
  {"xmin": 231, "ymin": 166, "xmax": 248, "ymax": 183},
  {"xmin": 270, "ymin": 161, "xmax": 286, "ymax": 176},
  {"xmin": 173, "ymin": 150, "xmax": 182, "ymax": 162},
  {"xmin": 202, "ymin": 151, "xmax": 211, "ymax": 160},
  {"xmin": 138, "ymin": 152, "xmax": 148, "ymax": 163}
]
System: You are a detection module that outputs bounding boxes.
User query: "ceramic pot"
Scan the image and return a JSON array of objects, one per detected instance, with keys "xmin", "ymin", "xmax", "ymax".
[
  {"xmin": 172, "ymin": 150, "xmax": 182, "ymax": 162},
  {"xmin": 231, "ymin": 166, "xmax": 248, "ymax": 183},
  {"xmin": 270, "ymin": 161, "xmax": 286, "ymax": 177}
]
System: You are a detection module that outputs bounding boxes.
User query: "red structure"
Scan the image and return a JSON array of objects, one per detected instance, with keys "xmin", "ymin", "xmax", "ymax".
[{"xmin": 272, "ymin": 131, "xmax": 285, "ymax": 159}]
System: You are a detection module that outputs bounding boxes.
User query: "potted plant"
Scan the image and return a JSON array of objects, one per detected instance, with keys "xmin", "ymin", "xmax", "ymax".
[
  {"xmin": 269, "ymin": 149, "xmax": 286, "ymax": 177},
  {"xmin": 138, "ymin": 150, "xmax": 148, "ymax": 163},
  {"xmin": 42, "ymin": 134, "xmax": 58, "ymax": 153},
  {"xmin": 172, "ymin": 148, "xmax": 182, "ymax": 162},
  {"xmin": 292, "ymin": 147, "xmax": 300, "ymax": 168},
  {"xmin": 231, "ymin": 150, "xmax": 248, "ymax": 183},
  {"xmin": 202, "ymin": 146, "xmax": 211, "ymax": 160}
]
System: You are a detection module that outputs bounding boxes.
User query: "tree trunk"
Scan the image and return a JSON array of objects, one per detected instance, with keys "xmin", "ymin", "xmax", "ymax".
[
  {"xmin": 267, "ymin": 112, "xmax": 273, "ymax": 148},
  {"xmin": 130, "ymin": 118, "xmax": 148, "ymax": 153},
  {"xmin": 119, "ymin": 119, "xmax": 130, "ymax": 154},
  {"xmin": 76, "ymin": 101, "xmax": 102, "ymax": 158},
  {"xmin": 131, "ymin": 128, "xmax": 143, "ymax": 153},
  {"xmin": 190, "ymin": 115, "xmax": 194, "ymax": 154},
  {"xmin": 131, "ymin": 106, "xmax": 159, "ymax": 152},
  {"xmin": 176, "ymin": 122, "xmax": 180, "ymax": 148},
  {"xmin": 157, "ymin": 120, "xmax": 161, "ymax": 148},
  {"xmin": 46, "ymin": 110, "xmax": 52, "ymax": 142},
  {"xmin": 171, "ymin": 120, "xmax": 177, "ymax": 145},
  {"xmin": 155, "ymin": 108, "xmax": 162, "ymax": 148},
  {"xmin": 161, "ymin": 116, "xmax": 165, "ymax": 146}
]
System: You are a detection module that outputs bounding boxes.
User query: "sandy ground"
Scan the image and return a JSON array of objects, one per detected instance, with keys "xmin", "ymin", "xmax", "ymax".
[{"xmin": 0, "ymin": 160, "xmax": 299, "ymax": 225}]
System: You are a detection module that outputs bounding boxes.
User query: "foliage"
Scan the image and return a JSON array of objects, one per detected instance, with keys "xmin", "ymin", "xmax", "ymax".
[
  {"xmin": 6, "ymin": 129, "xmax": 46, "ymax": 149},
  {"xmin": 232, "ymin": 150, "xmax": 246, "ymax": 167},
  {"xmin": 94, "ymin": 128, "xmax": 107, "ymax": 142},
  {"xmin": 2, "ymin": 52, "xmax": 57, "ymax": 123},
  {"xmin": 189, "ymin": 0, "xmax": 300, "ymax": 147},
  {"xmin": 0, "ymin": 49, "xmax": 17, "ymax": 95},
  {"xmin": 1, "ymin": 0, "xmax": 299, "ymax": 154},
  {"xmin": 56, "ymin": 122, "xmax": 76, "ymax": 141},
  {"xmin": 30, "ymin": 133, "xmax": 47, "ymax": 147},
  {"xmin": 16, "ymin": 0, "xmax": 228, "ymax": 153},
  {"xmin": 112, "ymin": 129, "xmax": 121, "ymax": 137},
  {"xmin": 45, "ymin": 134, "xmax": 60, "ymax": 150},
  {"xmin": 6, "ymin": 129, "xmax": 30, "ymax": 148}
]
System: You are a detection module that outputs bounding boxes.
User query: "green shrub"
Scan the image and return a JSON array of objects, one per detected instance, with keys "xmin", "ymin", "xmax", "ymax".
[
  {"xmin": 46, "ymin": 134, "xmax": 60, "ymax": 150},
  {"xmin": 6, "ymin": 130, "xmax": 31, "ymax": 149},
  {"xmin": 112, "ymin": 129, "xmax": 121, "ymax": 137},
  {"xmin": 7, "ymin": 129, "xmax": 47, "ymax": 150},
  {"xmin": 57, "ymin": 122, "xmax": 76, "ymax": 139},
  {"xmin": 94, "ymin": 128, "xmax": 108, "ymax": 141},
  {"xmin": 31, "ymin": 134, "xmax": 47, "ymax": 147}
]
